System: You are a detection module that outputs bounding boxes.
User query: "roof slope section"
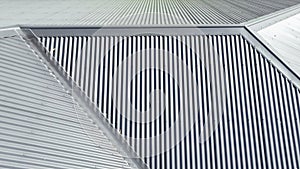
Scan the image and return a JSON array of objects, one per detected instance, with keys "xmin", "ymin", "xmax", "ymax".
[
  {"xmin": 0, "ymin": 0, "xmax": 300, "ymax": 26},
  {"xmin": 0, "ymin": 29, "xmax": 133, "ymax": 169},
  {"xmin": 36, "ymin": 27, "xmax": 300, "ymax": 169},
  {"xmin": 258, "ymin": 13, "xmax": 300, "ymax": 77}
]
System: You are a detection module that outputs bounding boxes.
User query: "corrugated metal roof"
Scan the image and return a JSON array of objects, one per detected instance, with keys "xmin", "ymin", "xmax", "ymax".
[
  {"xmin": 258, "ymin": 12, "xmax": 300, "ymax": 77},
  {"xmin": 1, "ymin": 1, "xmax": 300, "ymax": 168},
  {"xmin": 0, "ymin": 0, "xmax": 300, "ymax": 26},
  {"xmin": 35, "ymin": 27, "xmax": 300, "ymax": 169},
  {"xmin": 0, "ymin": 29, "xmax": 134, "ymax": 169}
]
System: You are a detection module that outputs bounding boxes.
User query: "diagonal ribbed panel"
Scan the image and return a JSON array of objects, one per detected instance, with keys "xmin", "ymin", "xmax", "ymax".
[
  {"xmin": 39, "ymin": 31, "xmax": 300, "ymax": 169},
  {"xmin": 0, "ymin": 30, "xmax": 134, "ymax": 169}
]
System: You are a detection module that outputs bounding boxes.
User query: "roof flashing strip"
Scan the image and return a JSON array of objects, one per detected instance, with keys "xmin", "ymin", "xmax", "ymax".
[{"xmin": 22, "ymin": 25, "xmax": 244, "ymax": 36}]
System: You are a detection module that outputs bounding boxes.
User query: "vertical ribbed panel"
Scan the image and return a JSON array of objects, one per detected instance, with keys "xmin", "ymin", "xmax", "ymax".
[{"xmin": 40, "ymin": 35, "xmax": 300, "ymax": 169}]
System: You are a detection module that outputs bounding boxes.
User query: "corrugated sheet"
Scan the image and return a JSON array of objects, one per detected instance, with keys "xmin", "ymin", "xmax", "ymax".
[
  {"xmin": 258, "ymin": 13, "xmax": 300, "ymax": 77},
  {"xmin": 0, "ymin": 0, "xmax": 300, "ymax": 26},
  {"xmin": 0, "ymin": 29, "xmax": 133, "ymax": 169},
  {"xmin": 77, "ymin": 0, "xmax": 300, "ymax": 25},
  {"xmin": 40, "ymin": 32, "xmax": 300, "ymax": 169}
]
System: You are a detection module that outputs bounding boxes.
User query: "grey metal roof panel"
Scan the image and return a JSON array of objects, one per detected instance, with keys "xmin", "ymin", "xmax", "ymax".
[
  {"xmin": 258, "ymin": 12, "xmax": 300, "ymax": 77},
  {"xmin": 1, "ymin": 0, "xmax": 300, "ymax": 26},
  {"xmin": 34, "ymin": 27, "xmax": 300, "ymax": 169},
  {"xmin": 0, "ymin": 29, "xmax": 133, "ymax": 169},
  {"xmin": 245, "ymin": 3, "xmax": 300, "ymax": 31}
]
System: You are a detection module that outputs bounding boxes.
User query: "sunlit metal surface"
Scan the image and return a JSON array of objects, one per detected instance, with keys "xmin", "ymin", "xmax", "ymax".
[
  {"xmin": 0, "ymin": 29, "xmax": 133, "ymax": 169},
  {"xmin": 0, "ymin": 0, "xmax": 300, "ymax": 27},
  {"xmin": 1, "ymin": 0, "xmax": 300, "ymax": 168},
  {"xmin": 258, "ymin": 13, "xmax": 300, "ymax": 77}
]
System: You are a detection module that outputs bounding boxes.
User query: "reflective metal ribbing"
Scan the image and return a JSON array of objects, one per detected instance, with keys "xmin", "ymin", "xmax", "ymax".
[
  {"xmin": 1, "ymin": 0, "xmax": 300, "ymax": 27},
  {"xmin": 77, "ymin": 0, "xmax": 300, "ymax": 25},
  {"xmin": 40, "ymin": 35, "xmax": 300, "ymax": 169},
  {"xmin": 0, "ymin": 32, "xmax": 133, "ymax": 169}
]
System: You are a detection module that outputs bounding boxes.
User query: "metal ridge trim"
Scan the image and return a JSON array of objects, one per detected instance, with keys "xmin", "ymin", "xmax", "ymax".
[
  {"xmin": 22, "ymin": 25, "xmax": 244, "ymax": 37},
  {"xmin": 20, "ymin": 24, "xmax": 244, "ymax": 29}
]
